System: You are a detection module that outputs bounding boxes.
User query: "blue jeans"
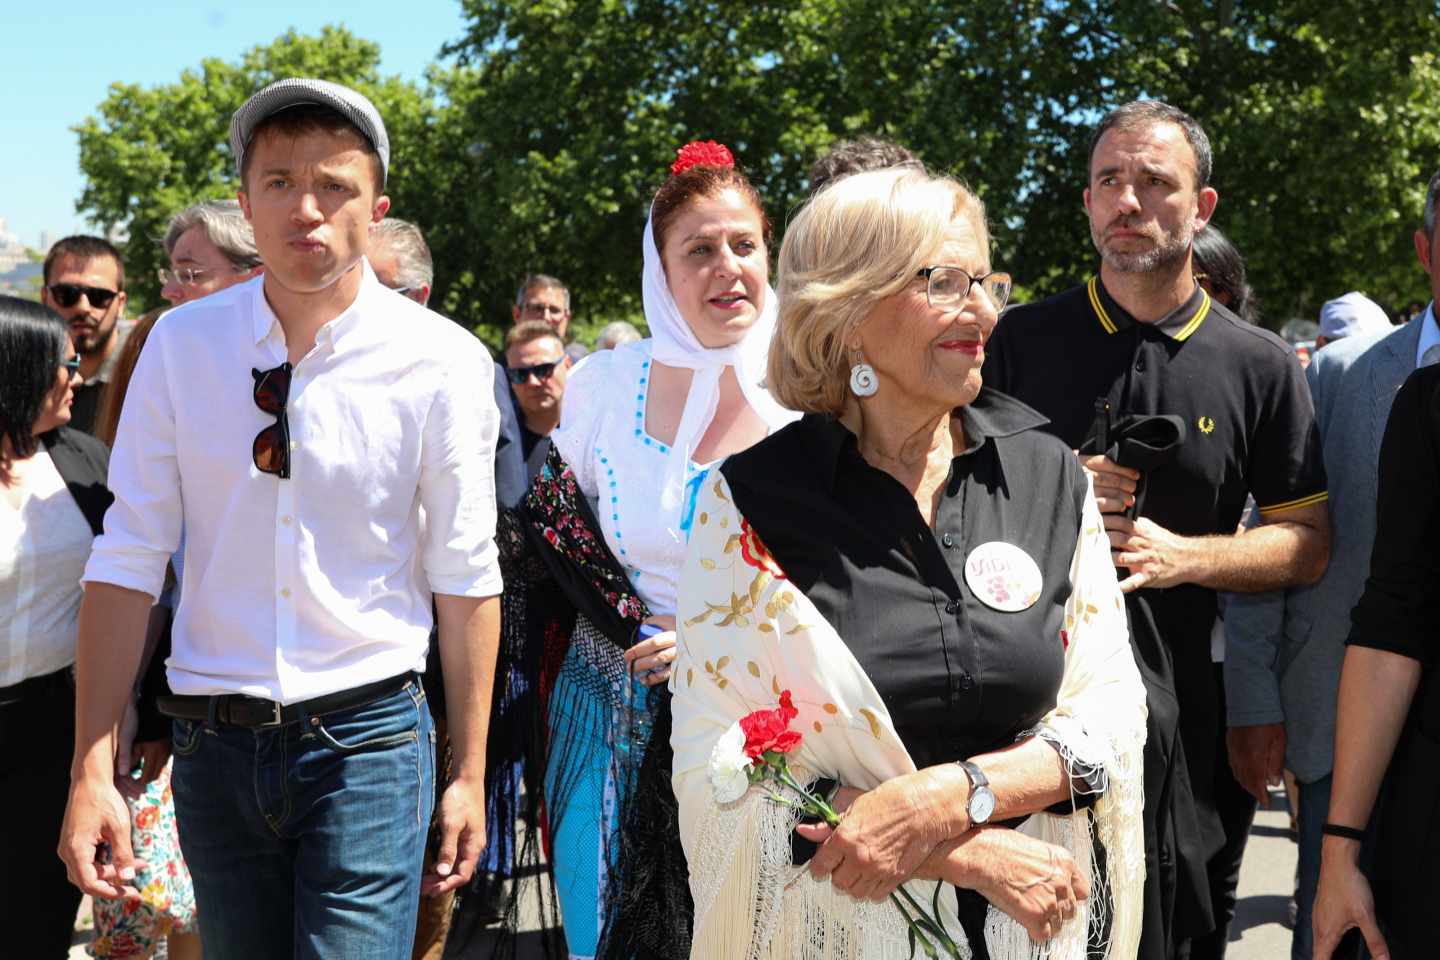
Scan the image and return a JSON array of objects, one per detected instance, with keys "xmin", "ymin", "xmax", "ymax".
[{"xmin": 171, "ymin": 679, "xmax": 436, "ymax": 960}]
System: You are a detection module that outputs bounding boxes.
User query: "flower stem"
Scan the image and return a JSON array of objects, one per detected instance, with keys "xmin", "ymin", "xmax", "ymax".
[{"xmin": 760, "ymin": 759, "xmax": 962, "ymax": 958}]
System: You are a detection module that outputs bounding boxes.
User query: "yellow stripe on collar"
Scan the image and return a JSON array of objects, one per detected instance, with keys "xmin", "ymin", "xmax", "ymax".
[
  {"xmin": 1088, "ymin": 277, "xmax": 1118, "ymax": 334},
  {"xmin": 1173, "ymin": 288, "xmax": 1212, "ymax": 342},
  {"xmin": 1257, "ymin": 490, "xmax": 1329, "ymax": 517}
]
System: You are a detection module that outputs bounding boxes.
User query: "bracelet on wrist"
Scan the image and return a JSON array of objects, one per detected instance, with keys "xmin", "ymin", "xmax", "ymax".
[{"xmin": 1321, "ymin": 822, "xmax": 1366, "ymax": 842}]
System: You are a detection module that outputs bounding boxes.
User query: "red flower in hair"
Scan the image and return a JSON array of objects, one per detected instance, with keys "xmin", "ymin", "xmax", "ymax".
[{"xmin": 671, "ymin": 140, "xmax": 735, "ymax": 176}]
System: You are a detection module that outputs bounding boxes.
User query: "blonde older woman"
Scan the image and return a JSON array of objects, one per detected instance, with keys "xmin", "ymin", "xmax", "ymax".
[{"xmin": 671, "ymin": 168, "xmax": 1147, "ymax": 960}]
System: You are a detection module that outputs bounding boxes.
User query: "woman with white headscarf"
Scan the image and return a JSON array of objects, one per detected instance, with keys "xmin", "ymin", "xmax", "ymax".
[{"xmin": 475, "ymin": 141, "xmax": 796, "ymax": 960}]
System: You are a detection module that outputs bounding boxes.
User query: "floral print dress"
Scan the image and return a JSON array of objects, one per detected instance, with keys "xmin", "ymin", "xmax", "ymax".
[{"xmin": 89, "ymin": 759, "xmax": 197, "ymax": 958}]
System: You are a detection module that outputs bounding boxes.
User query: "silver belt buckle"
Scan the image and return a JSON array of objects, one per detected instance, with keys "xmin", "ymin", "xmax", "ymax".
[{"xmin": 258, "ymin": 699, "xmax": 284, "ymax": 727}]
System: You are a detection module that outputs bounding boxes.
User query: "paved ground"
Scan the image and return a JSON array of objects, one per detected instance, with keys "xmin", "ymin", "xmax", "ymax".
[
  {"xmin": 1229, "ymin": 787, "xmax": 1300, "ymax": 960},
  {"xmin": 73, "ymin": 788, "xmax": 1300, "ymax": 958}
]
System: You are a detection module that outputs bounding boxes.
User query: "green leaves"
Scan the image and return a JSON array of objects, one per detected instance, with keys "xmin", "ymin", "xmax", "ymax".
[{"xmin": 75, "ymin": 6, "xmax": 1440, "ymax": 342}]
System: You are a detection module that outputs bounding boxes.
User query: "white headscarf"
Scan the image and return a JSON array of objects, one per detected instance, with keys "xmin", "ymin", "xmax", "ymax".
[{"xmin": 641, "ymin": 202, "xmax": 796, "ymax": 519}]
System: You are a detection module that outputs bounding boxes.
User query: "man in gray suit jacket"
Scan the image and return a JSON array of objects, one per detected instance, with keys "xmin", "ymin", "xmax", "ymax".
[{"xmin": 1225, "ymin": 169, "xmax": 1440, "ymax": 960}]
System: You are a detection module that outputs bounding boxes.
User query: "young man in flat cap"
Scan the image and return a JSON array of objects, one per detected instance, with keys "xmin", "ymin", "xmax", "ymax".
[{"xmin": 60, "ymin": 78, "xmax": 503, "ymax": 958}]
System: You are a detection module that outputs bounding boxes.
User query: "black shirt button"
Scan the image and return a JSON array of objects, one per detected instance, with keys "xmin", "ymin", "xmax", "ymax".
[
  {"xmin": 941, "ymin": 533, "xmax": 955, "ymax": 549},
  {"xmin": 1135, "ymin": 353, "xmax": 1146, "ymax": 372},
  {"xmin": 944, "ymin": 599, "xmax": 961, "ymax": 615}
]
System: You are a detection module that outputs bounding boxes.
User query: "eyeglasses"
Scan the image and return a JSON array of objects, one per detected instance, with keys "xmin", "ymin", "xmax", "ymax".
[
  {"xmin": 506, "ymin": 361, "xmax": 560, "ymax": 385},
  {"xmin": 251, "ymin": 363, "xmax": 293, "ymax": 479},
  {"xmin": 158, "ymin": 267, "xmax": 212, "ymax": 287},
  {"xmin": 47, "ymin": 283, "xmax": 119, "ymax": 310},
  {"xmin": 61, "ymin": 357, "xmax": 81, "ymax": 378},
  {"xmin": 916, "ymin": 266, "xmax": 1012, "ymax": 312},
  {"xmin": 521, "ymin": 302, "xmax": 566, "ymax": 318}
]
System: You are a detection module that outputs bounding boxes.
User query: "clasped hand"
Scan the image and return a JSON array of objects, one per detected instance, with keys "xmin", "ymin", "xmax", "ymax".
[
  {"xmin": 1079, "ymin": 452, "xmax": 1190, "ymax": 592},
  {"xmin": 623, "ymin": 614, "xmax": 677, "ymax": 687},
  {"xmin": 793, "ymin": 775, "xmax": 953, "ymax": 902},
  {"xmin": 794, "ymin": 773, "xmax": 1087, "ymax": 943}
]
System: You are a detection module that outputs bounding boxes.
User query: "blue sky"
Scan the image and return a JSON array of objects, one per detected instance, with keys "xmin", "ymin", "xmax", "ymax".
[{"xmin": 0, "ymin": 1, "xmax": 469, "ymax": 248}]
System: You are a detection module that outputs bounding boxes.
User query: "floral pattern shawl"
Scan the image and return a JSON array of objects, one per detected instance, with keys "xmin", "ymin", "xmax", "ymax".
[{"xmin": 671, "ymin": 472, "xmax": 1147, "ymax": 960}]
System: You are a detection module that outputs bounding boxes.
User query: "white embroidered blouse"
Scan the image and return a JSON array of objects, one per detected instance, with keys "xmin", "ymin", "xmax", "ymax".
[{"xmin": 552, "ymin": 340, "xmax": 725, "ymax": 618}]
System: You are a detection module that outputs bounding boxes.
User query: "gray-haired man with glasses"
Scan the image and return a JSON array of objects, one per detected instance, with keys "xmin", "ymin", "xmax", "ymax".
[{"xmin": 160, "ymin": 199, "xmax": 263, "ymax": 306}]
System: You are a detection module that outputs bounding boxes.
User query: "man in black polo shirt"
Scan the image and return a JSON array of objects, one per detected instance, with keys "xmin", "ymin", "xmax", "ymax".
[{"xmin": 983, "ymin": 100, "xmax": 1329, "ymax": 960}]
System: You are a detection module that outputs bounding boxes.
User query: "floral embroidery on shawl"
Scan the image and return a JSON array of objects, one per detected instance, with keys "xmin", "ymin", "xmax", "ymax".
[
  {"xmin": 672, "ymin": 471, "xmax": 1146, "ymax": 960},
  {"xmin": 525, "ymin": 449, "xmax": 647, "ymax": 626},
  {"xmin": 737, "ymin": 518, "xmax": 786, "ymax": 579}
]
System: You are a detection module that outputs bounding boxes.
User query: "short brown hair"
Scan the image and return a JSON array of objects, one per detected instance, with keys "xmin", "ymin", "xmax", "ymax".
[
  {"xmin": 1088, "ymin": 100, "xmax": 1212, "ymax": 190},
  {"xmin": 808, "ymin": 136, "xmax": 924, "ymax": 195},
  {"xmin": 651, "ymin": 162, "xmax": 770, "ymax": 255},
  {"xmin": 239, "ymin": 104, "xmax": 383, "ymax": 194},
  {"xmin": 44, "ymin": 235, "xmax": 125, "ymax": 291},
  {"xmin": 504, "ymin": 320, "xmax": 565, "ymax": 353}
]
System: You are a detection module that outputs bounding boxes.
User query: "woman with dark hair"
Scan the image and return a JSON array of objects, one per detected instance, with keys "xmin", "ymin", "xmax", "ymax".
[
  {"xmin": 476, "ymin": 142, "xmax": 797, "ymax": 960},
  {"xmin": 0, "ymin": 294, "xmax": 112, "ymax": 957},
  {"xmin": 1191, "ymin": 225, "xmax": 1259, "ymax": 324}
]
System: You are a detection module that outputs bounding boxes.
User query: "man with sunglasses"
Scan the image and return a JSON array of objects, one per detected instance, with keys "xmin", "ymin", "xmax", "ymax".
[
  {"xmin": 503, "ymin": 320, "xmax": 571, "ymax": 485},
  {"xmin": 60, "ymin": 78, "xmax": 504, "ymax": 960},
  {"xmin": 41, "ymin": 234, "xmax": 129, "ymax": 435}
]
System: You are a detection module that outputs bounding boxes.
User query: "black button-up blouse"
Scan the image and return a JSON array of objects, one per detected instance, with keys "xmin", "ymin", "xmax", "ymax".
[{"xmin": 720, "ymin": 389, "xmax": 1090, "ymax": 769}]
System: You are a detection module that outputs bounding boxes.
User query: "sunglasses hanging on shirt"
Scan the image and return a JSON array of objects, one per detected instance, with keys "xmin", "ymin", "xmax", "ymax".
[{"xmin": 251, "ymin": 363, "xmax": 293, "ymax": 479}]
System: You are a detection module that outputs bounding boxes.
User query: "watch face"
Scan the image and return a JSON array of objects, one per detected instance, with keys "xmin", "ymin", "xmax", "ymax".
[{"xmin": 970, "ymin": 787, "xmax": 997, "ymax": 824}]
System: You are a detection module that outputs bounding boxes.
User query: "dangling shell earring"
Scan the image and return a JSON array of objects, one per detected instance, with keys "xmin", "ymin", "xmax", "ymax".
[{"xmin": 848, "ymin": 349, "xmax": 878, "ymax": 398}]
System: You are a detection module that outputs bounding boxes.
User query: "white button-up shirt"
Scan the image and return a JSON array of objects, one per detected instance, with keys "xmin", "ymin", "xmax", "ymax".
[{"xmin": 83, "ymin": 264, "xmax": 503, "ymax": 703}]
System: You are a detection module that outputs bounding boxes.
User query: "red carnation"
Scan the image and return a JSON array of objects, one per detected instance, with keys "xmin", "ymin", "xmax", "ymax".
[
  {"xmin": 738, "ymin": 689, "xmax": 802, "ymax": 760},
  {"xmin": 671, "ymin": 140, "xmax": 735, "ymax": 176}
]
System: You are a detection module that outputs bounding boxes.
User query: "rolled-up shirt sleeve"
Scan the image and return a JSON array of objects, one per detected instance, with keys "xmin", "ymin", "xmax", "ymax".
[
  {"xmin": 82, "ymin": 318, "xmax": 182, "ymax": 600},
  {"xmin": 1347, "ymin": 367, "xmax": 1440, "ymax": 662},
  {"xmin": 420, "ymin": 335, "xmax": 504, "ymax": 598}
]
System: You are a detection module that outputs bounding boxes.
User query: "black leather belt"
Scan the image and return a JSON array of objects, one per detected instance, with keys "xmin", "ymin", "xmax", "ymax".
[
  {"xmin": 0, "ymin": 666, "xmax": 73, "ymax": 708},
  {"xmin": 157, "ymin": 673, "xmax": 413, "ymax": 729}
]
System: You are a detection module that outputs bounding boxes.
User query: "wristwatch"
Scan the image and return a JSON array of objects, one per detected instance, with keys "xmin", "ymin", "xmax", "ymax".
[{"xmin": 956, "ymin": 759, "xmax": 996, "ymax": 825}]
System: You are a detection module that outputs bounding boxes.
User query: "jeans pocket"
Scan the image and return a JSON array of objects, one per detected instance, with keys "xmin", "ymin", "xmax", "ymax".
[
  {"xmin": 171, "ymin": 718, "xmax": 205, "ymax": 757},
  {"xmin": 314, "ymin": 689, "xmax": 420, "ymax": 754}
]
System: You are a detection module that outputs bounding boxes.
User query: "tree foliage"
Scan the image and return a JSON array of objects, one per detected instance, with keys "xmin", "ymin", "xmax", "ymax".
[
  {"xmin": 444, "ymin": 0, "xmax": 1440, "ymax": 327},
  {"xmin": 75, "ymin": 5, "xmax": 1440, "ymax": 341},
  {"xmin": 73, "ymin": 28, "xmax": 446, "ymax": 323}
]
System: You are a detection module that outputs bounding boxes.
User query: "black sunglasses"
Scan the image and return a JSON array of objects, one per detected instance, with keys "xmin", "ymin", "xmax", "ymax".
[
  {"xmin": 251, "ymin": 363, "xmax": 293, "ymax": 479},
  {"xmin": 47, "ymin": 283, "xmax": 119, "ymax": 310},
  {"xmin": 506, "ymin": 361, "xmax": 560, "ymax": 385}
]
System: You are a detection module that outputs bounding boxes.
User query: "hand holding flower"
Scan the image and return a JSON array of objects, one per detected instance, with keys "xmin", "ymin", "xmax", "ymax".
[
  {"xmin": 794, "ymin": 765, "xmax": 970, "ymax": 903},
  {"xmin": 709, "ymin": 691, "xmax": 963, "ymax": 958}
]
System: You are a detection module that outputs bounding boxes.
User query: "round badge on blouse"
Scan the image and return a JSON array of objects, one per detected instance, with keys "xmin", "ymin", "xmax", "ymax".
[{"xmin": 963, "ymin": 541, "xmax": 1043, "ymax": 612}]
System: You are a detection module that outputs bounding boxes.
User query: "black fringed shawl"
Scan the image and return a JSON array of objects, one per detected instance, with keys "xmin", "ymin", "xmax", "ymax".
[{"xmin": 459, "ymin": 444, "xmax": 694, "ymax": 960}]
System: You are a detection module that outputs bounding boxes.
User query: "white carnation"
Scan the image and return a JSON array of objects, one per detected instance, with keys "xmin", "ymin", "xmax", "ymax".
[{"xmin": 709, "ymin": 722, "xmax": 753, "ymax": 804}]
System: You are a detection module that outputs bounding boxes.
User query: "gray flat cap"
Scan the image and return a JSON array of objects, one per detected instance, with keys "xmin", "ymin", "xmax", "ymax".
[{"xmin": 230, "ymin": 77, "xmax": 390, "ymax": 186}]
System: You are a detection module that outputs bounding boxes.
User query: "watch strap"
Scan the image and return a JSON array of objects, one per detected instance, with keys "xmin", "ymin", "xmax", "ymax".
[{"xmin": 956, "ymin": 759, "xmax": 989, "ymax": 790}]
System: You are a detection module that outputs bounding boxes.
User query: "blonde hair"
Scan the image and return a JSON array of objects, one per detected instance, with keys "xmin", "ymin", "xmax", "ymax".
[{"xmin": 768, "ymin": 168, "xmax": 989, "ymax": 414}]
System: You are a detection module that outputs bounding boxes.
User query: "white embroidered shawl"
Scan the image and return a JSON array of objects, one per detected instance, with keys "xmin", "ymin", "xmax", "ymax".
[{"xmin": 671, "ymin": 471, "xmax": 1147, "ymax": 960}]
